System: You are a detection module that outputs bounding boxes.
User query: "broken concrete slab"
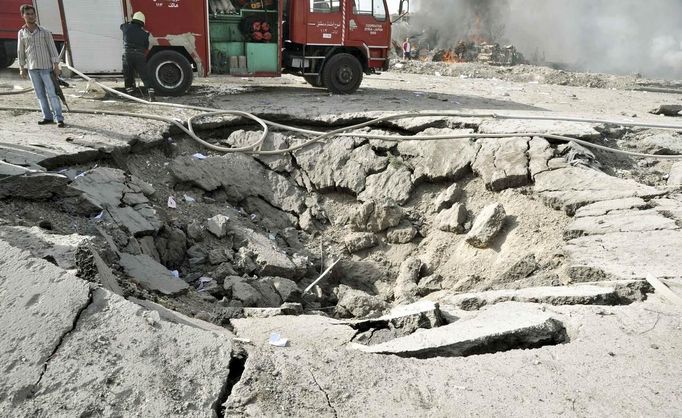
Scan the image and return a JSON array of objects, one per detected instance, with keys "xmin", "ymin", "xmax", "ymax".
[
  {"xmin": 465, "ymin": 203, "xmax": 506, "ymax": 248},
  {"xmin": 0, "ymin": 240, "xmax": 91, "ymax": 411},
  {"xmin": 471, "ymin": 137, "xmax": 530, "ymax": 191},
  {"xmin": 354, "ymin": 302, "xmax": 566, "ymax": 358},
  {"xmin": 224, "ymin": 130, "xmax": 294, "ymax": 172},
  {"xmin": 651, "ymin": 196, "xmax": 682, "ymax": 225},
  {"xmin": 0, "ymin": 172, "xmax": 70, "ymax": 200},
  {"xmin": 397, "ymin": 132, "xmax": 477, "ymax": 182},
  {"xmin": 534, "ymin": 166, "xmax": 665, "ymax": 215},
  {"xmin": 171, "ymin": 153, "xmax": 306, "ymax": 214},
  {"xmin": 105, "ymin": 205, "xmax": 161, "ymax": 236},
  {"xmin": 15, "ymin": 288, "xmax": 234, "ymax": 417},
  {"xmin": 130, "ymin": 297, "xmax": 234, "ymax": 336},
  {"xmin": 565, "ymin": 230, "xmax": 682, "ymax": 281},
  {"xmin": 243, "ymin": 303, "xmax": 304, "ymax": 318},
  {"xmin": 574, "ymin": 197, "xmax": 649, "ymax": 218},
  {"xmin": 528, "ymin": 136, "xmax": 554, "ymax": 179},
  {"xmin": 293, "ymin": 138, "xmax": 387, "ymax": 194},
  {"xmin": 118, "ymin": 253, "xmax": 189, "ymax": 296},
  {"xmin": 0, "ymin": 142, "xmax": 52, "ymax": 173},
  {"xmin": 0, "ymin": 112, "xmax": 167, "ymax": 167},
  {"xmin": 358, "ymin": 164, "xmax": 414, "ymax": 205},
  {"xmin": 638, "ymin": 131, "xmax": 682, "ymax": 155},
  {"xmin": 69, "ymin": 167, "xmax": 127, "ymax": 208},
  {"xmin": 478, "ymin": 118, "xmax": 600, "ymax": 140},
  {"xmin": 345, "ymin": 232, "xmax": 379, "ymax": 253},
  {"xmin": 348, "ymin": 301, "xmax": 444, "ymax": 345},
  {"xmin": 650, "ymin": 104, "xmax": 682, "ymax": 116},
  {"xmin": 436, "ymin": 203, "xmax": 467, "ymax": 233},
  {"xmin": 429, "ymin": 284, "xmax": 628, "ymax": 311},
  {"xmin": 0, "ymin": 226, "xmax": 92, "ymax": 269},
  {"xmin": 565, "ymin": 209, "xmax": 678, "ymax": 239},
  {"xmin": 70, "ymin": 168, "xmax": 161, "ymax": 235}
]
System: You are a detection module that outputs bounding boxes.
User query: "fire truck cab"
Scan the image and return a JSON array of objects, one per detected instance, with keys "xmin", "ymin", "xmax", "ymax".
[
  {"xmin": 207, "ymin": 0, "xmax": 393, "ymax": 94},
  {"xmin": 282, "ymin": 0, "xmax": 392, "ymax": 93}
]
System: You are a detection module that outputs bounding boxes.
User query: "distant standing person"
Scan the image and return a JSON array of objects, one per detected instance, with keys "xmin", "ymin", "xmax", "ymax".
[
  {"xmin": 17, "ymin": 3, "xmax": 65, "ymax": 127},
  {"xmin": 120, "ymin": 11, "xmax": 154, "ymax": 100},
  {"xmin": 402, "ymin": 38, "xmax": 411, "ymax": 60}
]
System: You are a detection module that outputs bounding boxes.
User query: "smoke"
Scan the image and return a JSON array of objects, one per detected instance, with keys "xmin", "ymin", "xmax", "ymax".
[{"xmin": 404, "ymin": 0, "xmax": 682, "ymax": 80}]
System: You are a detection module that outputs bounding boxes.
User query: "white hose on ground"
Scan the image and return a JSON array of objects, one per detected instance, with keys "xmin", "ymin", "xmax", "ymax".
[{"xmin": 3, "ymin": 62, "xmax": 682, "ymax": 161}]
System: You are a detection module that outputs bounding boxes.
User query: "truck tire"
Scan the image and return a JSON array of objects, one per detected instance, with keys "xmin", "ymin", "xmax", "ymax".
[
  {"xmin": 322, "ymin": 53, "xmax": 363, "ymax": 94},
  {"xmin": 147, "ymin": 50, "xmax": 193, "ymax": 96},
  {"xmin": 0, "ymin": 50, "xmax": 15, "ymax": 69},
  {"xmin": 304, "ymin": 74, "xmax": 325, "ymax": 88}
]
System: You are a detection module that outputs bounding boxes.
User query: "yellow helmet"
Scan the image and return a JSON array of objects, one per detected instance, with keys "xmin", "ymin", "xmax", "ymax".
[{"xmin": 132, "ymin": 11, "xmax": 145, "ymax": 24}]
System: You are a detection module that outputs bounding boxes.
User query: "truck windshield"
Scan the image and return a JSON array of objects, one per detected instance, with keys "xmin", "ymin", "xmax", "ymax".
[
  {"xmin": 353, "ymin": 0, "xmax": 386, "ymax": 21},
  {"xmin": 310, "ymin": 0, "xmax": 341, "ymax": 12}
]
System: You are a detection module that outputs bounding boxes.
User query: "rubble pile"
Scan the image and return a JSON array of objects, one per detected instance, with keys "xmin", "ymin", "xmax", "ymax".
[{"xmin": 431, "ymin": 42, "xmax": 525, "ymax": 66}]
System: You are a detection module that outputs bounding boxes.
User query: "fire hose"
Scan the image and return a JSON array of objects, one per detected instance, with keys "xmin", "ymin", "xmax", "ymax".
[{"xmin": 1, "ymin": 62, "xmax": 682, "ymax": 161}]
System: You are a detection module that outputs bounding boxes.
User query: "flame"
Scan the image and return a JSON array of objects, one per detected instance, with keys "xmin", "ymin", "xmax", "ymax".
[{"xmin": 442, "ymin": 49, "xmax": 458, "ymax": 63}]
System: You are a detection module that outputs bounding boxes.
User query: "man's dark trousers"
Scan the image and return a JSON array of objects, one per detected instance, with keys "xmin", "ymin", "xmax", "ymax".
[{"xmin": 123, "ymin": 50, "xmax": 151, "ymax": 90}]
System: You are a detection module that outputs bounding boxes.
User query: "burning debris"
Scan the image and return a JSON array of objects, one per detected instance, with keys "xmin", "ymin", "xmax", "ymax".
[{"xmin": 431, "ymin": 42, "xmax": 525, "ymax": 66}]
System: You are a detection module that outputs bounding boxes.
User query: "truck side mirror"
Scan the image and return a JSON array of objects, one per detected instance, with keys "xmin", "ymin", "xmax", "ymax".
[{"xmin": 398, "ymin": 0, "xmax": 409, "ymax": 16}]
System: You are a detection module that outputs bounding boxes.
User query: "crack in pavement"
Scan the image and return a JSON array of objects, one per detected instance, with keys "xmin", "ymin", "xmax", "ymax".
[
  {"xmin": 31, "ymin": 287, "xmax": 94, "ymax": 396},
  {"xmin": 308, "ymin": 368, "xmax": 338, "ymax": 418}
]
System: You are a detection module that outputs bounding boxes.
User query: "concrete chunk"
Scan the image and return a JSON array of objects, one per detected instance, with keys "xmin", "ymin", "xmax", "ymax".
[
  {"xmin": 119, "ymin": 253, "xmax": 189, "ymax": 296},
  {"xmin": 355, "ymin": 302, "xmax": 566, "ymax": 358},
  {"xmin": 207, "ymin": 214, "xmax": 230, "ymax": 238},
  {"xmin": 345, "ymin": 232, "xmax": 379, "ymax": 253},
  {"xmin": 347, "ymin": 301, "xmax": 444, "ymax": 345},
  {"xmin": 436, "ymin": 203, "xmax": 467, "ymax": 233},
  {"xmin": 471, "ymin": 137, "xmax": 530, "ymax": 191},
  {"xmin": 465, "ymin": 203, "xmax": 506, "ymax": 248},
  {"xmin": 397, "ymin": 133, "xmax": 477, "ymax": 182},
  {"xmin": 358, "ymin": 164, "xmax": 414, "ymax": 205}
]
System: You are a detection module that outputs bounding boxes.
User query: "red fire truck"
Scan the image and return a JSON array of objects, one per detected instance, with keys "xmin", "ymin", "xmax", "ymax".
[
  {"xmin": 5, "ymin": 0, "xmax": 401, "ymax": 95},
  {"xmin": 0, "ymin": 0, "xmax": 63, "ymax": 68}
]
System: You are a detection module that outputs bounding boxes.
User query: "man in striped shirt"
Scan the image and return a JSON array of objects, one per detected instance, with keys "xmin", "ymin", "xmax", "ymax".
[{"xmin": 17, "ymin": 3, "xmax": 65, "ymax": 127}]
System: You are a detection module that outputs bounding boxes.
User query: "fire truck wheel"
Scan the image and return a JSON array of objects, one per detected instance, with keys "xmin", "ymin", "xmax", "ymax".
[
  {"xmin": 322, "ymin": 53, "xmax": 363, "ymax": 94},
  {"xmin": 0, "ymin": 50, "xmax": 15, "ymax": 69},
  {"xmin": 147, "ymin": 50, "xmax": 193, "ymax": 96},
  {"xmin": 303, "ymin": 75, "xmax": 325, "ymax": 88}
]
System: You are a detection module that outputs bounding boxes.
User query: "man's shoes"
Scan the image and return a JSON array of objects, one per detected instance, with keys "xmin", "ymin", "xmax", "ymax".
[
  {"xmin": 38, "ymin": 119, "xmax": 54, "ymax": 125},
  {"xmin": 57, "ymin": 121, "xmax": 65, "ymax": 128}
]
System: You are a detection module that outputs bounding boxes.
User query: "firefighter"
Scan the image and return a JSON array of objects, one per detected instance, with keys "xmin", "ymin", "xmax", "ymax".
[{"xmin": 120, "ymin": 11, "xmax": 154, "ymax": 101}]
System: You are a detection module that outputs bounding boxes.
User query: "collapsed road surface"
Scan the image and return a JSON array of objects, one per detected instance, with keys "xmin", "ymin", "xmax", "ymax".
[{"xmin": 1, "ymin": 65, "xmax": 682, "ymax": 417}]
